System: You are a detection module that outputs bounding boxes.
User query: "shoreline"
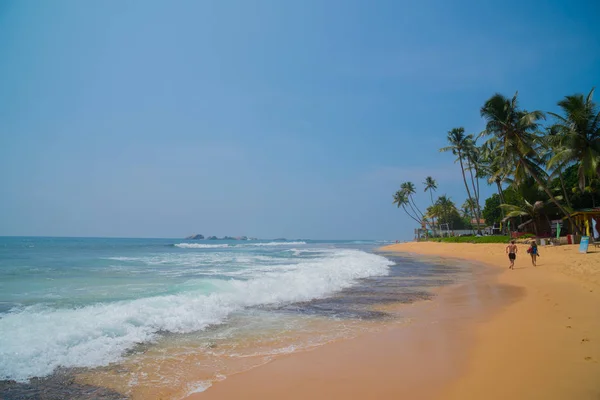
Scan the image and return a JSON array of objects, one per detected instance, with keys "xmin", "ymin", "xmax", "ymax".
[
  {"xmin": 187, "ymin": 242, "xmax": 600, "ymax": 400},
  {"xmin": 185, "ymin": 246, "xmax": 518, "ymax": 399}
]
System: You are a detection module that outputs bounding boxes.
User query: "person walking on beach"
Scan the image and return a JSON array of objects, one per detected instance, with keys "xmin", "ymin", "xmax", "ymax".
[
  {"xmin": 506, "ymin": 240, "xmax": 518, "ymax": 269},
  {"xmin": 527, "ymin": 240, "xmax": 539, "ymax": 266}
]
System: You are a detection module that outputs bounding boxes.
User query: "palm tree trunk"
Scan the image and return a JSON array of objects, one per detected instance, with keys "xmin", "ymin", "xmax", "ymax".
[
  {"xmin": 428, "ymin": 191, "xmax": 437, "ymax": 236},
  {"xmin": 401, "ymin": 204, "xmax": 422, "ymax": 224},
  {"xmin": 523, "ymin": 161, "xmax": 580, "ymax": 235},
  {"xmin": 458, "ymin": 151, "xmax": 479, "ymax": 234},
  {"xmin": 558, "ymin": 167, "xmax": 572, "ymax": 208},
  {"xmin": 544, "ymin": 213, "xmax": 552, "ymax": 236},
  {"xmin": 466, "ymin": 158, "xmax": 483, "ymax": 233},
  {"xmin": 495, "ymin": 179, "xmax": 506, "ymax": 234},
  {"xmin": 409, "ymin": 195, "xmax": 426, "ymax": 220},
  {"xmin": 409, "ymin": 195, "xmax": 436, "ymax": 235},
  {"xmin": 405, "ymin": 199, "xmax": 422, "ymax": 223}
]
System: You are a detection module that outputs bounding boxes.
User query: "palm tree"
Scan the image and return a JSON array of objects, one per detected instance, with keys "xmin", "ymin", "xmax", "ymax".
[
  {"xmin": 393, "ymin": 190, "xmax": 421, "ymax": 225},
  {"xmin": 400, "ymin": 181, "xmax": 427, "ymax": 222},
  {"xmin": 548, "ymin": 87, "xmax": 600, "ymax": 191},
  {"xmin": 539, "ymin": 127, "xmax": 572, "ymax": 207},
  {"xmin": 464, "ymin": 139, "xmax": 484, "ymax": 228},
  {"xmin": 434, "ymin": 195, "xmax": 459, "ymax": 234},
  {"xmin": 461, "ymin": 198, "xmax": 475, "ymax": 218},
  {"xmin": 500, "ymin": 199, "xmax": 555, "ymax": 237},
  {"xmin": 480, "ymin": 92, "xmax": 579, "ymax": 233},
  {"xmin": 461, "ymin": 198, "xmax": 476, "ymax": 234},
  {"xmin": 423, "ymin": 176, "xmax": 438, "ymax": 204},
  {"xmin": 440, "ymin": 128, "xmax": 481, "ymax": 234},
  {"xmin": 423, "ymin": 177, "xmax": 438, "ymax": 234}
]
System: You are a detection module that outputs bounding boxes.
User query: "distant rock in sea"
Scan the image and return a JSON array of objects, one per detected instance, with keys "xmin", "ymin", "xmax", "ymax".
[{"xmin": 188, "ymin": 235, "xmax": 254, "ymax": 240}]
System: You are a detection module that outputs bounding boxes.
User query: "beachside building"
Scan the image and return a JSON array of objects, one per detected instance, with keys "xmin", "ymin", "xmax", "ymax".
[{"xmin": 563, "ymin": 208, "xmax": 600, "ymax": 238}]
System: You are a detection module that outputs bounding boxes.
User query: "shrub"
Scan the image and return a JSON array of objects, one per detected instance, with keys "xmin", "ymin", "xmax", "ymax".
[{"xmin": 427, "ymin": 235, "xmax": 510, "ymax": 244}]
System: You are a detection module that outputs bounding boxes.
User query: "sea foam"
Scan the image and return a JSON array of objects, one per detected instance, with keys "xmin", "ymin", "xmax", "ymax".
[{"xmin": 0, "ymin": 249, "xmax": 391, "ymax": 381}]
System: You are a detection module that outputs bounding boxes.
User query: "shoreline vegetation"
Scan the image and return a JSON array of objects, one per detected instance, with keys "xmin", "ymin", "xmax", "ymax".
[
  {"xmin": 394, "ymin": 89, "xmax": 600, "ymax": 240},
  {"xmin": 428, "ymin": 235, "xmax": 511, "ymax": 243}
]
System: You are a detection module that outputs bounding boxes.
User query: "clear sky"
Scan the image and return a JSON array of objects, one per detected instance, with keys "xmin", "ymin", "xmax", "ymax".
[{"xmin": 1, "ymin": 0, "xmax": 598, "ymax": 240}]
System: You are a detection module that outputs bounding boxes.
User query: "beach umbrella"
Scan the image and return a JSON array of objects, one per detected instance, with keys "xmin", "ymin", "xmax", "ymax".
[{"xmin": 556, "ymin": 221, "xmax": 561, "ymax": 239}]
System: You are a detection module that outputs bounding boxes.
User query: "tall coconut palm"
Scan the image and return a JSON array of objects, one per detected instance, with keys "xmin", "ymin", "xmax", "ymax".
[
  {"xmin": 440, "ymin": 128, "xmax": 481, "ymax": 234},
  {"xmin": 423, "ymin": 176, "xmax": 438, "ymax": 234},
  {"xmin": 393, "ymin": 190, "xmax": 421, "ymax": 225},
  {"xmin": 479, "ymin": 139, "xmax": 508, "ymax": 204},
  {"xmin": 400, "ymin": 181, "xmax": 425, "ymax": 221},
  {"xmin": 461, "ymin": 198, "xmax": 477, "ymax": 234},
  {"xmin": 548, "ymin": 87, "xmax": 600, "ymax": 191},
  {"xmin": 464, "ymin": 138, "xmax": 484, "ymax": 228},
  {"xmin": 480, "ymin": 92, "xmax": 579, "ymax": 233},
  {"xmin": 539, "ymin": 127, "xmax": 572, "ymax": 207},
  {"xmin": 423, "ymin": 176, "xmax": 438, "ymax": 204}
]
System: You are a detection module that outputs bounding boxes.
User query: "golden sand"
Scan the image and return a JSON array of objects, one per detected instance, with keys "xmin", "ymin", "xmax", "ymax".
[{"xmin": 184, "ymin": 242, "xmax": 600, "ymax": 400}]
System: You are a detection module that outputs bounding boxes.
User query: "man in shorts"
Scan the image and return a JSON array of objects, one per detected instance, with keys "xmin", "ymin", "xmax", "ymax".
[{"xmin": 506, "ymin": 240, "xmax": 518, "ymax": 269}]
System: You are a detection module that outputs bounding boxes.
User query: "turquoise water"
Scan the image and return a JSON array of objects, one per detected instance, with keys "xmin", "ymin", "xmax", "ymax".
[{"xmin": 0, "ymin": 237, "xmax": 395, "ymax": 382}]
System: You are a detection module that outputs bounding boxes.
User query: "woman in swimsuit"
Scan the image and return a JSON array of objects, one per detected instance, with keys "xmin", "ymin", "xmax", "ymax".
[
  {"xmin": 506, "ymin": 240, "xmax": 518, "ymax": 269},
  {"xmin": 527, "ymin": 240, "xmax": 539, "ymax": 266}
]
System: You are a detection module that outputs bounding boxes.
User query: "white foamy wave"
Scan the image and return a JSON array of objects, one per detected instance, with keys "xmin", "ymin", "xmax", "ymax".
[
  {"xmin": 242, "ymin": 241, "xmax": 307, "ymax": 247},
  {"xmin": 174, "ymin": 243, "xmax": 230, "ymax": 249},
  {"xmin": 0, "ymin": 249, "xmax": 391, "ymax": 382}
]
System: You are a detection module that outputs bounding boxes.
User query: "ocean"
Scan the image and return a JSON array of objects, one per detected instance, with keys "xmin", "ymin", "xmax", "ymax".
[{"xmin": 0, "ymin": 237, "xmax": 470, "ymax": 399}]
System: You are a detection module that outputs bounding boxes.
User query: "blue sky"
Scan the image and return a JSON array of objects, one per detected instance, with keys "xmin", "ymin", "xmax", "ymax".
[{"xmin": 1, "ymin": 0, "xmax": 598, "ymax": 240}]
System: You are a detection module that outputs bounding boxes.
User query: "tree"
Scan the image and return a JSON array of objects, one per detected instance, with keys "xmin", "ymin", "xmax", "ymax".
[
  {"xmin": 500, "ymin": 199, "xmax": 555, "ymax": 237},
  {"xmin": 554, "ymin": 164, "xmax": 600, "ymax": 209},
  {"xmin": 423, "ymin": 176, "xmax": 438, "ymax": 205},
  {"xmin": 423, "ymin": 176, "xmax": 438, "ymax": 234},
  {"xmin": 464, "ymin": 138, "xmax": 484, "ymax": 228},
  {"xmin": 400, "ymin": 182, "xmax": 425, "ymax": 220},
  {"xmin": 540, "ymin": 127, "xmax": 573, "ymax": 207},
  {"xmin": 428, "ymin": 195, "xmax": 467, "ymax": 232},
  {"xmin": 440, "ymin": 128, "xmax": 481, "ymax": 234},
  {"xmin": 393, "ymin": 190, "xmax": 421, "ymax": 225},
  {"xmin": 480, "ymin": 92, "xmax": 579, "ymax": 233},
  {"xmin": 482, "ymin": 194, "xmax": 502, "ymax": 226},
  {"xmin": 548, "ymin": 87, "xmax": 600, "ymax": 191},
  {"xmin": 461, "ymin": 198, "xmax": 477, "ymax": 234}
]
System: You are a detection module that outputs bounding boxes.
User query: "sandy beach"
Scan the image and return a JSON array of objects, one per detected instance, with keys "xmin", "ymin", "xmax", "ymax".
[{"xmin": 187, "ymin": 242, "xmax": 600, "ymax": 400}]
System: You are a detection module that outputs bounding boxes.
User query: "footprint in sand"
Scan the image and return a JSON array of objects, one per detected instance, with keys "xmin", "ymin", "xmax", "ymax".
[
  {"xmin": 566, "ymin": 325, "xmax": 572, "ymax": 329},
  {"xmin": 584, "ymin": 356, "xmax": 592, "ymax": 361},
  {"xmin": 581, "ymin": 338, "xmax": 590, "ymax": 343}
]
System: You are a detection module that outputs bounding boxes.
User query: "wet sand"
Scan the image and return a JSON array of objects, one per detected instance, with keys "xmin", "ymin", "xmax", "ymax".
[{"xmin": 187, "ymin": 242, "xmax": 600, "ymax": 400}]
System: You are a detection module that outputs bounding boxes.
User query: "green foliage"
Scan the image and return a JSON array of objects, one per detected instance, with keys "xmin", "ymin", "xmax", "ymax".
[
  {"xmin": 427, "ymin": 195, "xmax": 469, "ymax": 230},
  {"xmin": 429, "ymin": 235, "xmax": 510, "ymax": 243},
  {"xmin": 548, "ymin": 88, "xmax": 600, "ymax": 191},
  {"xmin": 394, "ymin": 87, "xmax": 600, "ymax": 238},
  {"xmin": 551, "ymin": 164, "xmax": 600, "ymax": 209},
  {"xmin": 482, "ymin": 194, "xmax": 502, "ymax": 225}
]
